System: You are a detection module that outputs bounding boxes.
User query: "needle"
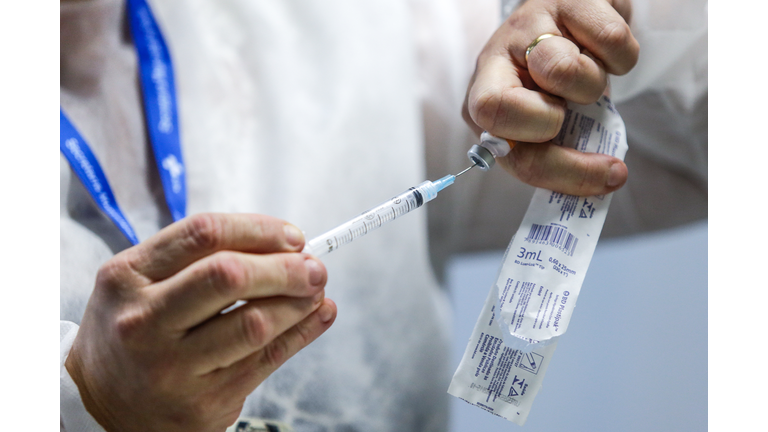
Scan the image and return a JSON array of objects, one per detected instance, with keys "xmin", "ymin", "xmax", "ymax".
[{"xmin": 455, "ymin": 163, "xmax": 477, "ymax": 178}]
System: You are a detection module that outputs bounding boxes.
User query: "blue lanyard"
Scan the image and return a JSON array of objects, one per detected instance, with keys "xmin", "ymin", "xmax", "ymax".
[{"xmin": 60, "ymin": 0, "xmax": 186, "ymax": 245}]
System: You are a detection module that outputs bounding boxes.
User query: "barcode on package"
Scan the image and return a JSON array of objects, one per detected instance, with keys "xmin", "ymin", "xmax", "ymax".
[{"xmin": 524, "ymin": 223, "xmax": 579, "ymax": 256}]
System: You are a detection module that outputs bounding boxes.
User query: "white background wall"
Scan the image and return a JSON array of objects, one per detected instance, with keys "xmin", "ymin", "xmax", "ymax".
[{"xmin": 447, "ymin": 220, "xmax": 707, "ymax": 431}]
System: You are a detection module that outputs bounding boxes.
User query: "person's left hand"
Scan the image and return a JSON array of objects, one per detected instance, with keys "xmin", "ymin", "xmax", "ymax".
[{"xmin": 463, "ymin": 0, "xmax": 639, "ymax": 196}]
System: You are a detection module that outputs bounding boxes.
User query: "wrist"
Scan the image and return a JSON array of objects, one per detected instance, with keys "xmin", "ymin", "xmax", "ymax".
[{"xmin": 65, "ymin": 344, "xmax": 120, "ymax": 432}]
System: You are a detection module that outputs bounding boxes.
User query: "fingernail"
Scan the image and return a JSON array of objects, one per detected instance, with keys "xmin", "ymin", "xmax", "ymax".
[
  {"xmin": 305, "ymin": 258, "xmax": 324, "ymax": 286},
  {"xmin": 284, "ymin": 224, "xmax": 304, "ymax": 248},
  {"xmin": 606, "ymin": 163, "xmax": 625, "ymax": 188},
  {"xmin": 318, "ymin": 303, "xmax": 334, "ymax": 323}
]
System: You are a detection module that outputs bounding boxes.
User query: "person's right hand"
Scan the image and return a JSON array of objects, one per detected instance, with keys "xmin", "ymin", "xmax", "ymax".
[{"xmin": 65, "ymin": 213, "xmax": 336, "ymax": 432}]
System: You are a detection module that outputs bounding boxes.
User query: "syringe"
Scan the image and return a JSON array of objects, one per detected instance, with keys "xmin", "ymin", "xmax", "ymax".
[{"xmin": 303, "ymin": 165, "xmax": 476, "ymax": 257}]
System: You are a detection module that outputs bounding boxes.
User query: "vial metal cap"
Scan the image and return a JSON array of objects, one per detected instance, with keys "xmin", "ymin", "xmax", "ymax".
[{"xmin": 467, "ymin": 144, "xmax": 495, "ymax": 171}]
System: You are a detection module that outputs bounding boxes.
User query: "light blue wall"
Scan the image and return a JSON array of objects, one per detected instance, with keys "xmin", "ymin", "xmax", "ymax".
[{"xmin": 447, "ymin": 221, "xmax": 707, "ymax": 431}]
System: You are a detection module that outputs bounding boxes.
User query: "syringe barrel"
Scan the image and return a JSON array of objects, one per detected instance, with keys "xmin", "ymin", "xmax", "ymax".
[{"xmin": 304, "ymin": 182, "xmax": 434, "ymax": 257}]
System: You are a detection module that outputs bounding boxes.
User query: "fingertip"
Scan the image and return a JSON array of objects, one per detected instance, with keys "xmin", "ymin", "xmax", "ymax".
[
  {"xmin": 317, "ymin": 299, "xmax": 337, "ymax": 324},
  {"xmin": 606, "ymin": 161, "xmax": 628, "ymax": 190},
  {"xmin": 283, "ymin": 224, "xmax": 305, "ymax": 250},
  {"xmin": 528, "ymin": 38, "xmax": 608, "ymax": 105},
  {"xmin": 304, "ymin": 257, "xmax": 327, "ymax": 288}
]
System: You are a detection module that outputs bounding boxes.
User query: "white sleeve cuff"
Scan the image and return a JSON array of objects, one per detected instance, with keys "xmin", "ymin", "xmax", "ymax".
[{"xmin": 60, "ymin": 321, "xmax": 107, "ymax": 432}]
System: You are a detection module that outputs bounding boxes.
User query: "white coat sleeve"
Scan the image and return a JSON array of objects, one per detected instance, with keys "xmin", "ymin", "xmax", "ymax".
[{"xmin": 61, "ymin": 321, "xmax": 107, "ymax": 432}]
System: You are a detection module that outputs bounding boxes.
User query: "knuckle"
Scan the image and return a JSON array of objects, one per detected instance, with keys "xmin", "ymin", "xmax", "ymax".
[
  {"xmin": 261, "ymin": 318, "xmax": 315, "ymax": 369},
  {"xmin": 576, "ymin": 159, "xmax": 593, "ymax": 191},
  {"xmin": 498, "ymin": 88, "xmax": 527, "ymax": 128},
  {"xmin": 572, "ymin": 155, "xmax": 606, "ymax": 195},
  {"xmin": 114, "ymin": 305, "xmax": 154, "ymax": 343},
  {"xmin": 595, "ymin": 21, "xmax": 636, "ymax": 72},
  {"xmin": 469, "ymin": 86, "xmax": 504, "ymax": 131},
  {"xmin": 474, "ymin": 86, "xmax": 529, "ymax": 133},
  {"xmin": 262, "ymin": 336, "xmax": 290, "ymax": 369},
  {"xmin": 95, "ymin": 255, "xmax": 134, "ymax": 291},
  {"xmin": 241, "ymin": 307, "xmax": 272, "ymax": 349},
  {"xmin": 206, "ymin": 252, "xmax": 248, "ymax": 297},
  {"xmin": 542, "ymin": 53, "xmax": 580, "ymax": 96},
  {"xmin": 543, "ymin": 106, "xmax": 565, "ymax": 141},
  {"xmin": 280, "ymin": 255, "xmax": 302, "ymax": 291},
  {"xmin": 595, "ymin": 21, "xmax": 628, "ymax": 50},
  {"xmin": 509, "ymin": 151, "xmax": 536, "ymax": 184},
  {"xmin": 585, "ymin": 157, "xmax": 607, "ymax": 187},
  {"xmin": 471, "ymin": 84, "xmax": 562, "ymax": 141},
  {"xmin": 250, "ymin": 215, "xmax": 273, "ymax": 241},
  {"xmin": 184, "ymin": 213, "xmax": 223, "ymax": 251},
  {"xmin": 293, "ymin": 319, "xmax": 313, "ymax": 347},
  {"xmin": 508, "ymin": 145, "xmax": 547, "ymax": 185}
]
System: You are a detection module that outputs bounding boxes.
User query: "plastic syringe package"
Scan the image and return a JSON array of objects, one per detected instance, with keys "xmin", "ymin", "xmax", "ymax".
[{"xmin": 448, "ymin": 96, "xmax": 628, "ymax": 425}]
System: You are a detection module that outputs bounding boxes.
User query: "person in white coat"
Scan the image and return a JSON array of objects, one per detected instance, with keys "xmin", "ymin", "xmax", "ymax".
[{"xmin": 60, "ymin": 0, "xmax": 706, "ymax": 431}]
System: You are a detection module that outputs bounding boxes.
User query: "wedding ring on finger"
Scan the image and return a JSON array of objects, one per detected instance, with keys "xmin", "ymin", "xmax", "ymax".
[{"xmin": 525, "ymin": 33, "xmax": 557, "ymax": 64}]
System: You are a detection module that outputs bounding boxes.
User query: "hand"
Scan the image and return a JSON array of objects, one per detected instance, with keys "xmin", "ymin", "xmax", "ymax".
[
  {"xmin": 65, "ymin": 213, "xmax": 336, "ymax": 432},
  {"xmin": 463, "ymin": 0, "xmax": 639, "ymax": 196}
]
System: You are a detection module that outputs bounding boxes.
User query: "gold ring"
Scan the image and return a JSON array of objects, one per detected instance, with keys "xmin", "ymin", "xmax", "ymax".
[{"xmin": 525, "ymin": 33, "xmax": 557, "ymax": 64}]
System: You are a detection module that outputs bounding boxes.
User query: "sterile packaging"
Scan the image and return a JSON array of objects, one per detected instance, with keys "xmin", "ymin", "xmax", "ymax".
[{"xmin": 449, "ymin": 96, "xmax": 628, "ymax": 424}]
